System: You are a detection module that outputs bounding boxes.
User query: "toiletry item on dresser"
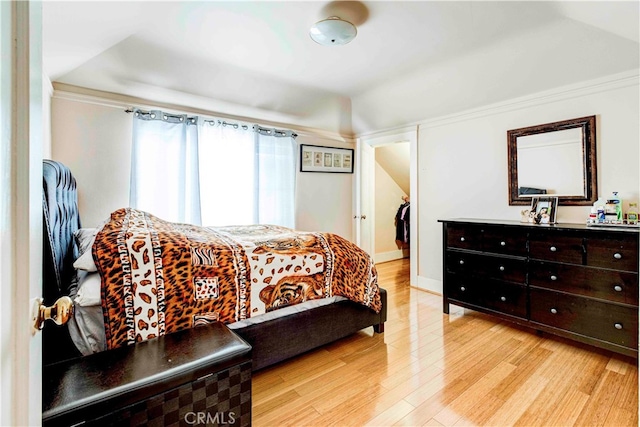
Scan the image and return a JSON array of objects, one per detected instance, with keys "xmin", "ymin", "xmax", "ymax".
[
  {"xmin": 605, "ymin": 192, "xmax": 622, "ymax": 222},
  {"xmin": 592, "ymin": 197, "xmax": 605, "ymax": 222},
  {"xmin": 613, "ymin": 192, "xmax": 622, "ymax": 221},
  {"xmin": 628, "ymin": 202, "xmax": 638, "ymax": 225}
]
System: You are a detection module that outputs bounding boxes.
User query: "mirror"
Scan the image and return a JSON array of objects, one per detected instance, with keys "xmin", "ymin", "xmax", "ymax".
[{"xmin": 508, "ymin": 115, "xmax": 597, "ymax": 206}]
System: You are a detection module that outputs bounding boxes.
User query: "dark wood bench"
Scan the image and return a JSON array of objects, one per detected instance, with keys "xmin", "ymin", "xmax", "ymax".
[{"xmin": 43, "ymin": 322, "xmax": 252, "ymax": 427}]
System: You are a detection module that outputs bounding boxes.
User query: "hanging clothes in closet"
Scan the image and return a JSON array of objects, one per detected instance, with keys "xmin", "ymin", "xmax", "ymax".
[{"xmin": 395, "ymin": 196, "xmax": 410, "ymax": 249}]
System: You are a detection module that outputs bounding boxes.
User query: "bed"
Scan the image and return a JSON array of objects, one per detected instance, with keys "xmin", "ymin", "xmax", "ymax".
[{"xmin": 42, "ymin": 159, "xmax": 387, "ymax": 371}]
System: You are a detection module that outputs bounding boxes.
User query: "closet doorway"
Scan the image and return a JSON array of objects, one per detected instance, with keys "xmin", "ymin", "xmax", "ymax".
[
  {"xmin": 355, "ymin": 127, "xmax": 418, "ymax": 287},
  {"xmin": 375, "ymin": 142, "xmax": 410, "ymax": 262}
]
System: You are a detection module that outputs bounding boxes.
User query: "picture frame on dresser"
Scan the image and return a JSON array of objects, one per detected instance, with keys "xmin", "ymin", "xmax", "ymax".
[{"xmin": 530, "ymin": 196, "xmax": 558, "ymax": 224}]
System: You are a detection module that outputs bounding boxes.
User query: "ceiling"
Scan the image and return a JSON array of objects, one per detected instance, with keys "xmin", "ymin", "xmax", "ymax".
[{"xmin": 43, "ymin": 1, "xmax": 640, "ymax": 135}]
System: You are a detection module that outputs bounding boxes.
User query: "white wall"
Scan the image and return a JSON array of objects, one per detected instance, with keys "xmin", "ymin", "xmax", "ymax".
[
  {"xmin": 416, "ymin": 73, "xmax": 639, "ymax": 293},
  {"xmin": 294, "ymin": 135, "xmax": 354, "ymax": 239},
  {"xmin": 50, "ymin": 93, "xmax": 356, "ymax": 240},
  {"xmin": 51, "ymin": 98, "xmax": 132, "ymax": 227}
]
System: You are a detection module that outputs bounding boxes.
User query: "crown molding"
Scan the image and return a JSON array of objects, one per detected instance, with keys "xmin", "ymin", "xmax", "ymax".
[
  {"xmin": 356, "ymin": 125, "xmax": 419, "ymax": 143},
  {"xmin": 51, "ymin": 82, "xmax": 354, "ymax": 143},
  {"xmin": 422, "ymin": 69, "xmax": 639, "ymax": 129}
]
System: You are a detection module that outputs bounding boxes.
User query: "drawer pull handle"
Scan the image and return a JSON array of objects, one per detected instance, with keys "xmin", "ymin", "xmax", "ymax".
[
  {"xmin": 500, "ymin": 241, "xmax": 506, "ymax": 246},
  {"xmin": 197, "ymin": 372, "xmax": 214, "ymax": 381},
  {"xmin": 500, "ymin": 296, "xmax": 506, "ymax": 302},
  {"xmin": 550, "ymin": 308, "xmax": 558, "ymax": 314},
  {"xmin": 614, "ymin": 285, "xmax": 623, "ymax": 292},
  {"xmin": 550, "ymin": 275, "xmax": 558, "ymax": 281},
  {"xmin": 614, "ymin": 323, "xmax": 623, "ymax": 330},
  {"xmin": 550, "ymin": 246, "xmax": 557, "ymax": 252},
  {"xmin": 459, "ymin": 260, "xmax": 465, "ymax": 265},
  {"xmin": 460, "ymin": 237, "xmax": 466, "ymax": 242},
  {"xmin": 613, "ymin": 253, "xmax": 622, "ymax": 260},
  {"xmin": 460, "ymin": 286, "xmax": 466, "ymax": 292},
  {"xmin": 499, "ymin": 266, "xmax": 505, "ymax": 272}
]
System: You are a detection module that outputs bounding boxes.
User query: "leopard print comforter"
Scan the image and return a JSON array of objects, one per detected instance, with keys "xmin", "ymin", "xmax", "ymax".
[{"xmin": 93, "ymin": 208, "xmax": 380, "ymax": 350}]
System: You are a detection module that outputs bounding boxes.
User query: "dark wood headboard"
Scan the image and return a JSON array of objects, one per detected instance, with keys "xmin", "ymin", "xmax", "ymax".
[{"xmin": 43, "ymin": 159, "xmax": 82, "ymax": 363}]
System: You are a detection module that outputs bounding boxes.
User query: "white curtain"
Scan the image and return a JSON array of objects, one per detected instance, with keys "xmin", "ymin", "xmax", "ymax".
[
  {"xmin": 254, "ymin": 130, "xmax": 296, "ymax": 227},
  {"xmin": 198, "ymin": 122, "xmax": 296, "ymax": 228},
  {"xmin": 198, "ymin": 122, "xmax": 256, "ymax": 226},
  {"xmin": 130, "ymin": 111, "xmax": 296, "ymax": 228},
  {"xmin": 130, "ymin": 110, "xmax": 202, "ymax": 224}
]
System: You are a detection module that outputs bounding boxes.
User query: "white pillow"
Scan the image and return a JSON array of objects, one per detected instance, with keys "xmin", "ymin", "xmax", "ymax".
[
  {"xmin": 73, "ymin": 228, "xmax": 98, "ymax": 272},
  {"xmin": 74, "ymin": 271, "xmax": 101, "ymax": 307}
]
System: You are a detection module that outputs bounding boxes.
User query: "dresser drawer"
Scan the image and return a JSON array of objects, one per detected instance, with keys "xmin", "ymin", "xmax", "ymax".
[
  {"xmin": 586, "ymin": 235, "xmax": 638, "ymax": 272},
  {"xmin": 446, "ymin": 224, "xmax": 481, "ymax": 250},
  {"xmin": 529, "ymin": 234, "xmax": 584, "ymax": 264},
  {"xmin": 446, "ymin": 274, "xmax": 527, "ymax": 319},
  {"xmin": 446, "ymin": 252, "xmax": 526, "ymax": 284},
  {"xmin": 530, "ymin": 288, "xmax": 638, "ymax": 349},
  {"xmin": 529, "ymin": 261, "xmax": 639, "ymax": 305},
  {"xmin": 446, "ymin": 224, "xmax": 527, "ymax": 256},
  {"xmin": 482, "ymin": 226, "xmax": 528, "ymax": 256}
]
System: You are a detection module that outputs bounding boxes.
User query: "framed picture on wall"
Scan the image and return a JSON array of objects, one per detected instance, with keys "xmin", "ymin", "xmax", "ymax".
[{"xmin": 300, "ymin": 144, "xmax": 354, "ymax": 173}]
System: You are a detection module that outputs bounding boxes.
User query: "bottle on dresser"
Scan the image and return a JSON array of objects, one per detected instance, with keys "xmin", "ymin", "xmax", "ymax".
[
  {"xmin": 605, "ymin": 192, "xmax": 622, "ymax": 223},
  {"xmin": 593, "ymin": 196, "xmax": 606, "ymax": 223},
  {"xmin": 627, "ymin": 202, "xmax": 638, "ymax": 225}
]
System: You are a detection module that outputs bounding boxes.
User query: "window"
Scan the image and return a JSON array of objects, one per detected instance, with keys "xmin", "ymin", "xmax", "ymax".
[
  {"xmin": 198, "ymin": 122, "xmax": 255, "ymax": 226},
  {"xmin": 130, "ymin": 110, "xmax": 296, "ymax": 228},
  {"xmin": 130, "ymin": 111, "xmax": 201, "ymax": 225}
]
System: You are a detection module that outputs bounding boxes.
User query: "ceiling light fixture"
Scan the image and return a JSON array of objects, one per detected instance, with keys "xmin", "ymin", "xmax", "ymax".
[{"xmin": 309, "ymin": 16, "xmax": 357, "ymax": 46}]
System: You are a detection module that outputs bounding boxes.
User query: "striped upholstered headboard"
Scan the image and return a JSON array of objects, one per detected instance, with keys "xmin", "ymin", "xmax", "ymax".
[
  {"xmin": 43, "ymin": 159, "xmax": 81, "ymax": 302},
  {"xmin": 43, "ymin": 160, "xmax": 82, "ymax": 363}
]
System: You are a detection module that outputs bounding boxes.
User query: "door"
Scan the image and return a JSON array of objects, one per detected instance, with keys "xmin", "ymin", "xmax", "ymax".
[
  {"xmin": 0, "ymin": 1, "xmax": 43, "ymax": 425},
  {"xmin": 354, "ymin": 138, "xmax": 375, "ymax": 256}
]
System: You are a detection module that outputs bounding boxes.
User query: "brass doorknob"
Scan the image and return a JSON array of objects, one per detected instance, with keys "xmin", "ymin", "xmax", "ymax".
[{"xmin": 32, "ymin": 296, "xmax": 73, "ymax": 331}]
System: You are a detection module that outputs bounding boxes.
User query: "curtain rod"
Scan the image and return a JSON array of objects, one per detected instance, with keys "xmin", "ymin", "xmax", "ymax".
[{"xmin": 125, "ymin": 108, "xmax": 297, "ymax": 137}]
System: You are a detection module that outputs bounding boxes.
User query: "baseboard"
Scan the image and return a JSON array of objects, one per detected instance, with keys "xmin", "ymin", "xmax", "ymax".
[
  {"xmin": 415, "ymin": 276, "xmax": 442, "ymax": 295},
  {"xmin": 375, "ymin": 249, "xmax": 408, "ymax": 264}
]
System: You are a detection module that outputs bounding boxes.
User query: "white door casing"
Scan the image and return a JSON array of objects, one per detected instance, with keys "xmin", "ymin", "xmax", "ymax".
[{"xmin": 0, "ymin": 1, "xmax": 43, "ymax": 425}]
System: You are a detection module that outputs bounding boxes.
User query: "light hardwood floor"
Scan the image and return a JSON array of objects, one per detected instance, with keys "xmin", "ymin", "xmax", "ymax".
[{"xmin": 252, "ymin": 258, "xmax": 638, "ymax": 426}]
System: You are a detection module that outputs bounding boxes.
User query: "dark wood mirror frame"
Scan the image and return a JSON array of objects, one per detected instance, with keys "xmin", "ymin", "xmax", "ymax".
[{"xmin": 508, "ymin": 115, "xmax": 597, "ymax": 206}]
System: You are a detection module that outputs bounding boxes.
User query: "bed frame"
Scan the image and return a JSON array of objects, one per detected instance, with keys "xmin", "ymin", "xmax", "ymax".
[{"xmin": 41, "ymin": 159, "xmax": 387, "ymax": 370}]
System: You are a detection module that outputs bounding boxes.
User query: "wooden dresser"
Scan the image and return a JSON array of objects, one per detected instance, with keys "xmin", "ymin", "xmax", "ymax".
[{"xmin": 440, "ymin": 219, "xmax": 639, "ymax": 357}]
